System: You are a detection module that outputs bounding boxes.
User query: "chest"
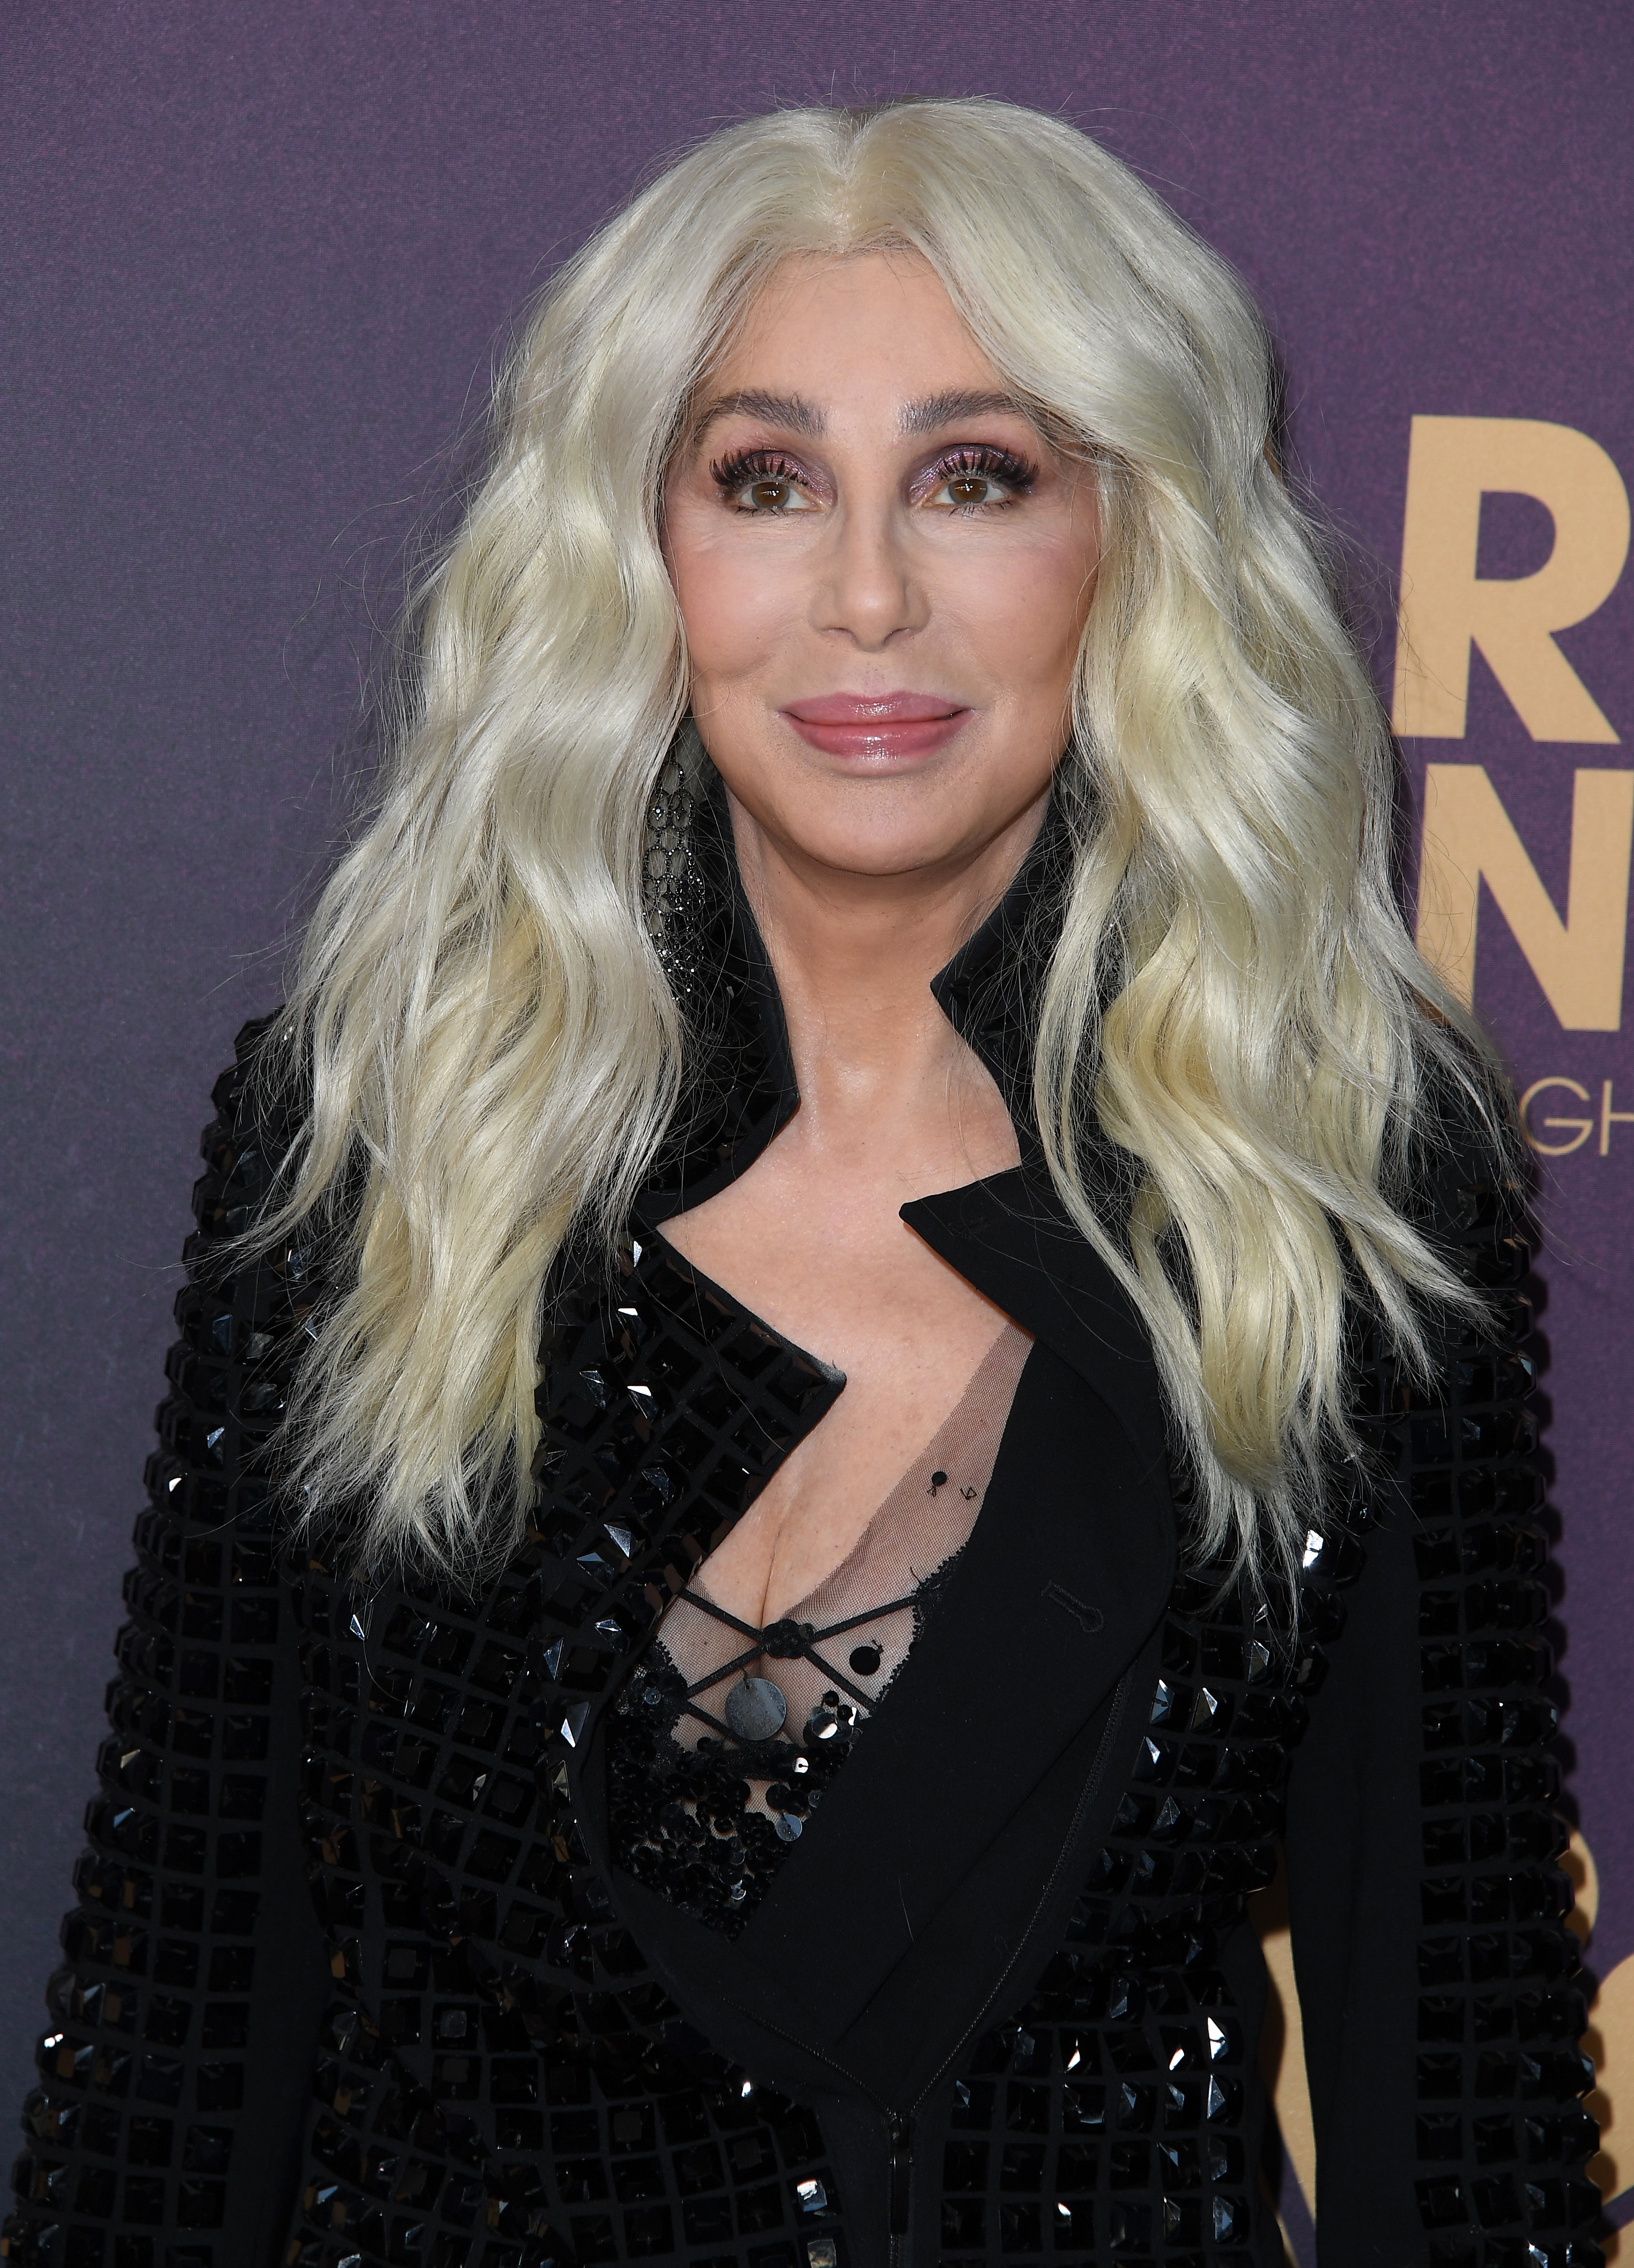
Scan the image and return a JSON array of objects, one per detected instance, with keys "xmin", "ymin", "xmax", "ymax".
[{"xmin": 655, "ymin": 1181, "xmax": 1021, "ymax": 1626}]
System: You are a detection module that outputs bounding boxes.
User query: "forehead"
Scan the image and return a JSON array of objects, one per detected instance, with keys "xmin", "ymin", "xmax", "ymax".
[{"xmin": 707, "ymin": 250, "xmax": 1003, "ymax": 401}]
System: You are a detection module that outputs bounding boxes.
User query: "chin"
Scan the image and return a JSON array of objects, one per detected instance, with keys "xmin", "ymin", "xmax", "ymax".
[
  {"xmin": 724, "ymin": 748, "xmax": 1049, "ymax": 877},
  {"xmin": 770, "ymin": 798, "xmax": 1023, "ymax": 881}
]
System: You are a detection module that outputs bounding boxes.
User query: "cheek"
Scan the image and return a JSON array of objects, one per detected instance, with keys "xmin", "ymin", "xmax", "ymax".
[
  {"xmin": 947, "ymin": 535, "xmax": 1094, "ymax": 691},
  {"xmin": 670, "ymin": 527, "xmax": 789, "ymax": 687}
]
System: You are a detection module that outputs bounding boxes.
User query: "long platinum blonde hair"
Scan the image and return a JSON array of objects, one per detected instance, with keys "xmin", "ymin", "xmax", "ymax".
[{"xmin": 249, "ymin": 97, "xmax": 1503, "ymax": 1586}]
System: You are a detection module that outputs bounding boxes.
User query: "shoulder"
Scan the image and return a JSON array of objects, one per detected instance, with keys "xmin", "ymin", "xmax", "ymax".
[
  {"xmin": 1395, "ymin": 1055, "xmax": 1530, "ymax": 1290},
  {"xmin": 189, "ymin": 1010, "xmax": 305, "ymax": 1251}
]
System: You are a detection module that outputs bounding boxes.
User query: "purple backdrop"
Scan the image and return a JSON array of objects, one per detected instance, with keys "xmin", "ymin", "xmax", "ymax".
[{"xmin": 5, "ymin": 3, "xmax": 1630, "ymax": 2251}]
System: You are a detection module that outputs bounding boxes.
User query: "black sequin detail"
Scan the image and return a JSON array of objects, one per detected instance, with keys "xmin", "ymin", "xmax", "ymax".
[
  {"xmin": 603, "ymin": 1478, "xmax": 968, "ymax": 1937},
  {"xmin": 606, "ymin": 1650, "xmax": 853, "ymax": 1936}
]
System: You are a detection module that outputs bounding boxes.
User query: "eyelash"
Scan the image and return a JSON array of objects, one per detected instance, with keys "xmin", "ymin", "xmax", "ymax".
[
  {"xmin": 710, "ymin": 448, "xmax": 810, "ymax": 503},
  {"xmin": 927, "ymin": 445, "xmax": 1038, "ymax": 509},
  {"xmin": 709, "ymin": 442, "xmax": 1039, "ymax": 512}
]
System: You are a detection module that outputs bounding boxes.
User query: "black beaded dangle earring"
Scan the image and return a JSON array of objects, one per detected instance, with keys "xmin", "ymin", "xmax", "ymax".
[{"xmin": 642, "ymin": 717, "xmax": 710, "ymax": 1004}]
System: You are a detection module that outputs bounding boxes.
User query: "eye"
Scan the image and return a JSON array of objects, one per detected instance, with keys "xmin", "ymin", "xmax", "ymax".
[
  {"xmin": 711, "ymin": 450, "xmax": 819, "ymax": 514},
  {"xmin": 920, "ymin": 446, "xmax": 1037, "ymax": 514},
  {"xmin": 929, "ymin": 471, "xmax": 1013, "ymax": 510},
  {"xmin": 736, "ymin": 475, "xmax": 816, "ymax": 514}
]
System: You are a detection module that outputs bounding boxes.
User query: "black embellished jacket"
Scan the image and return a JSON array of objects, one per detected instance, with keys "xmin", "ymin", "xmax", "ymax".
[{"xmin": 3, "ymin": 824, "xmax": 1602, "ymax": 2268}]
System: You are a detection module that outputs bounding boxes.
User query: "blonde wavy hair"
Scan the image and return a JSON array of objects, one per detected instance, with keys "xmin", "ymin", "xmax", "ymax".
[{"xmin": 248, "ymin": 96, "xmax": 1505, "ymax": 1586}]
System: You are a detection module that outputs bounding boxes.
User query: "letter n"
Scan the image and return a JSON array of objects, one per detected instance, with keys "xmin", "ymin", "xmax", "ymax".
[
  {"xmin": 1417, "ymin": 766, "xmax": 1634, "ymax": 1029},
  {"xmin": 1393, "ymin": 416, "xmax": 1629, "ymax": 742}
]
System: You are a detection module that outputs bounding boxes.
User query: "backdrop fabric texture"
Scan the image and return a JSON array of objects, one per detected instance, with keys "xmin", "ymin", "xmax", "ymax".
[{"xmin": 3, "ymin": 6, "xmax": 1630, "ymax": 2257}]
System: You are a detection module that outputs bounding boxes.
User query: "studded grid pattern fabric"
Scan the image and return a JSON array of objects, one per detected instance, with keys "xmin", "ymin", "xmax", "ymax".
[
  {"xmin": 1377, "ymin": 1165, "xmax": 1600, "ymax": 2258},
  {"xmin": 2, "ymin": 965, "xmax": 1603, "ymax": 2268},
  {"xmin": 5, "ymin": 1039, "xmax": 314, "ymax": 2268}
]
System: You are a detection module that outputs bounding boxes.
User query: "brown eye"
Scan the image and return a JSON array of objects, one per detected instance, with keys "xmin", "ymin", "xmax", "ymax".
[
  {"xmin": 710, "ymin": 449, "xmax": 821, "ymax": 512},
  {"xmin": 730, "ymin": 473, "xmax": 816, "ymax": 514},
  {"xmin": 924, "ymin": 462, "xmax": 1022, "ymax": 512}
]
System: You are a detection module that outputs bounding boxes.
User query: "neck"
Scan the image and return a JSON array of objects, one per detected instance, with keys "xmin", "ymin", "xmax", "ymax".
[{"xmin": 723, "ymin": 786, "xmax": 1047, "ymax": 1145}]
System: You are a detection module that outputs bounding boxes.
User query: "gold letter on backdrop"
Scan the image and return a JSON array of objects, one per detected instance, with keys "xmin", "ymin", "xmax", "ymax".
[
  {"xmin": 1417, "ymin": 765, "xmax": 1634, "ymax": 1027},
  {"xmin": 1393, "ymin": 416, "xmax": 1629, "ymax": 741}
]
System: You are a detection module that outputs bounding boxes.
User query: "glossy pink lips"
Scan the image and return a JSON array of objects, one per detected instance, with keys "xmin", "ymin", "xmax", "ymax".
[{"xmin": 781, "ymin": 691, "xmax": 970, "ymax": 761}]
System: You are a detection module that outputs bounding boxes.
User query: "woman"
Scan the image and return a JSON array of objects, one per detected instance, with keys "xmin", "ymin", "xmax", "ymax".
[{"xmin": 3, "ymin": 98, "xmax": 1600, "ymax": 2268}]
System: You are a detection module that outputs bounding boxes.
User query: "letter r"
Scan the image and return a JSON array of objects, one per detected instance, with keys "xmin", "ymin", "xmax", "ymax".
[{"xmin": 1393, "ymin": 416, "xmax": 1629, "ymax": 742}]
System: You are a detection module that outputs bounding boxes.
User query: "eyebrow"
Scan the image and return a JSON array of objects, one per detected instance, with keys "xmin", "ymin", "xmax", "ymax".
[
  {"xmin": 691, "ymin": 390, "xmax": 825, "ymax": 443},
  {"xmin": 899, "ymin": 389, "xmax": 1027, "ymax": 433},
  {"xmin": 689, "ymin": 385, "xmax": 1030, "ymax": 447}
]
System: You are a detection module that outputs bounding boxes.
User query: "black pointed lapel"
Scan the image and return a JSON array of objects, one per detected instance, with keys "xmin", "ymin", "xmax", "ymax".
[
  {"xmin": 650, "ymin": 1326, "xmax": 1176, "ymax": 2111},
  {"xmin": 902, "ymin": 1167, "xmax": 1170, "ymax": 1491},
  {"xmin": 576, "ymin": 1331, "xmax": 1171, "ymax": 2122}
]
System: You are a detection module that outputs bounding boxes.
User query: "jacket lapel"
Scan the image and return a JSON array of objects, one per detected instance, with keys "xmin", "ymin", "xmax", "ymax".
[
  {"xmin": 714, "ymin": 1328, "xmax": 1174, "ymax": 2081},
  {"xmin": 901, "ymin": 1166, "xmax": 1170, "ymax": 1489}
]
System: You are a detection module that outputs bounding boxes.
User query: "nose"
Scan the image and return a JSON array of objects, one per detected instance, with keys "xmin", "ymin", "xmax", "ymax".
[{"xmin": 810, "ymin": 496, "xmax": 927, "ymax": 650}]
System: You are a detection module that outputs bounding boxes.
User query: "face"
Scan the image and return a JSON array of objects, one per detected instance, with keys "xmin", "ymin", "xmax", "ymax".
[{"xmin": 663, "ymin": 251, "xmax": 1100, "ymax": 886}]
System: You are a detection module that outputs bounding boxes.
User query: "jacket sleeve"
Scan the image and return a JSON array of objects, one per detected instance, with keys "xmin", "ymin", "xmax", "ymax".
[
  {"xmin": 3, "ymin": 1021, "xmax": 332, "ymax": 2268},
  {"xmin": 1283, "ymin": 1121, "xmax": 1602, "ymax": 2267}
]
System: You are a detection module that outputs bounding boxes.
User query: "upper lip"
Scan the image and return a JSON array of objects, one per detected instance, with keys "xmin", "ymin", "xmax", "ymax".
[{"xmin": 780, "ymin": 692, "xmax": 968, "ymax": 724}]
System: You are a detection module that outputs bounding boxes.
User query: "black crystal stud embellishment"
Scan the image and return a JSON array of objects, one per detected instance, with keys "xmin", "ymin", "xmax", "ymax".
[
  {"xmin": 849, "ymin": 1645, "xmax": 883, "ymax": 1676},
  {"xmin": 725, "ymin": 1675, "xmax": 788, "ymax": 1742}
]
